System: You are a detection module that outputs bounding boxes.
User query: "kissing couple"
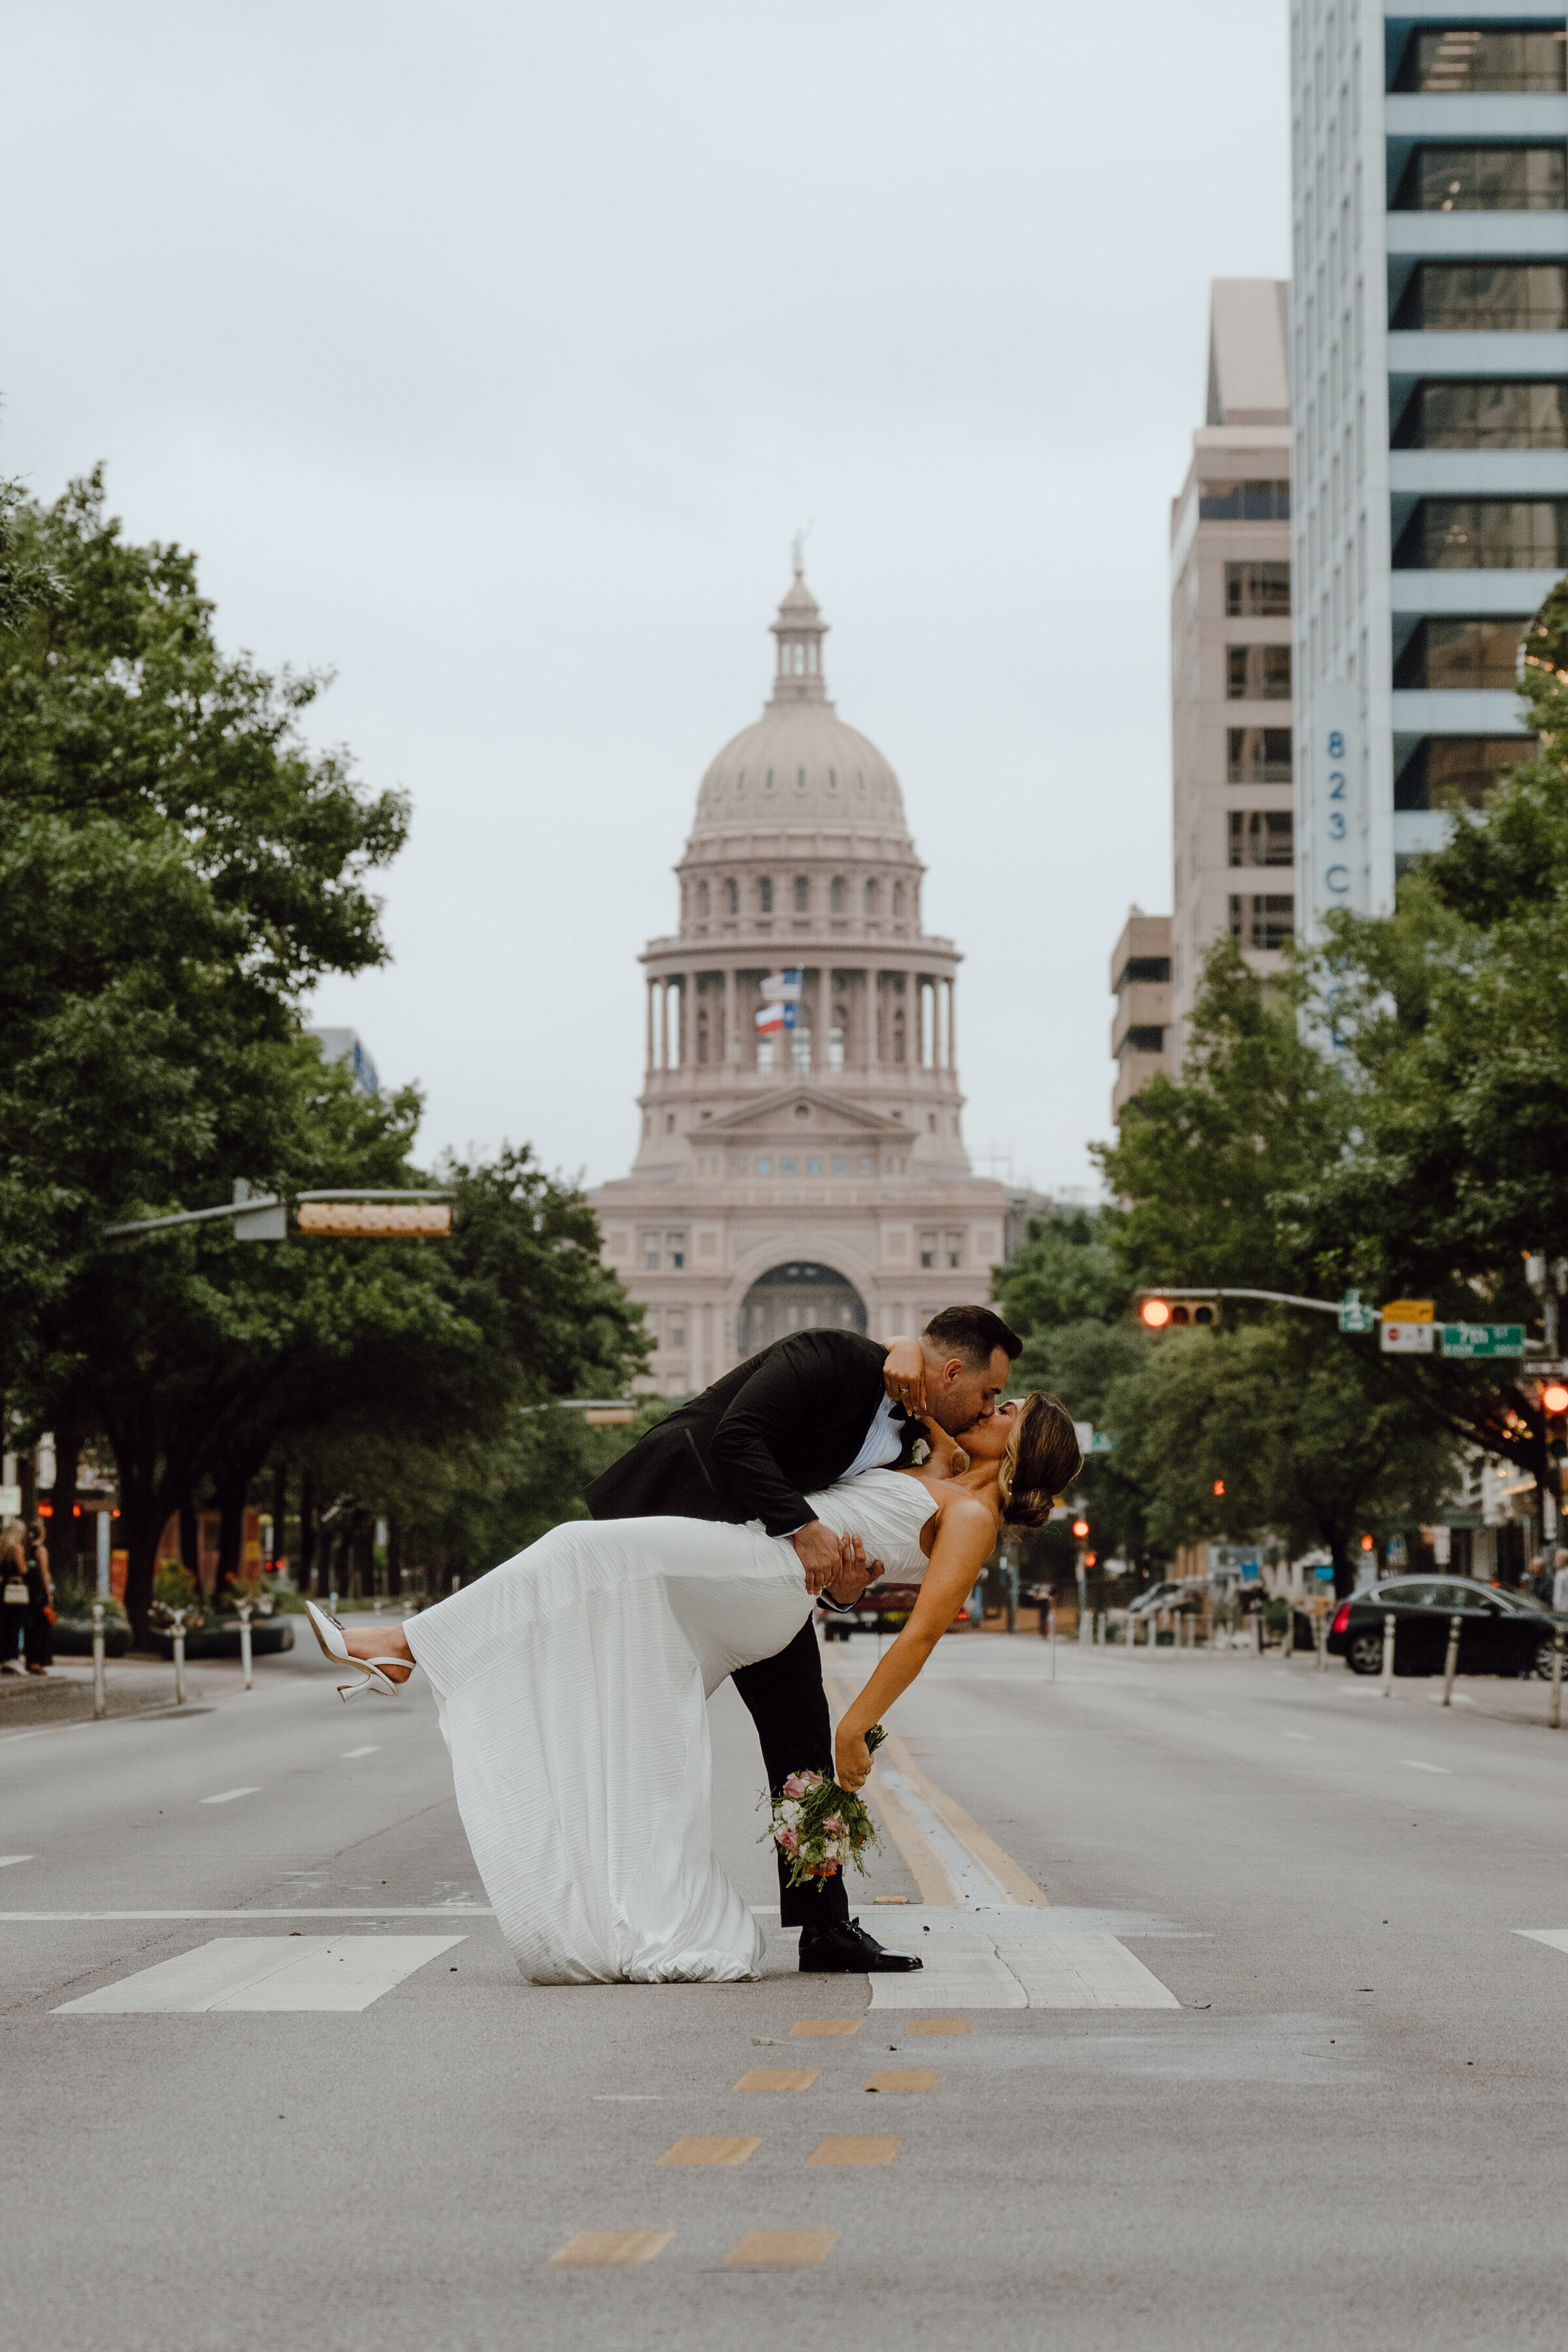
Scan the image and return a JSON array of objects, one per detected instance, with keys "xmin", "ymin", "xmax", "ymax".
[{"xmin": 305, "ymin": 1306, "xmax": 1081, "ymax": 1984}]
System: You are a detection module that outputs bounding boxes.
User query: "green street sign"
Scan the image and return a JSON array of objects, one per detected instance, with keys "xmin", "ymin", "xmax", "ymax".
[
  {"xmin": 1339, "ymin": 1290, "xmax": 1378, "ymax": 1335},
  {"xmin": 1438, "ymin": 1322, "xmax": 1526, "ymax": 1359}
]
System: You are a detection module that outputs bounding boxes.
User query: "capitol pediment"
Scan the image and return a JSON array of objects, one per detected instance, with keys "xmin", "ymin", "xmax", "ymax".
[{"xmin": 693, "ymin": 1085, "xmax": 906, "ymax": 1143}]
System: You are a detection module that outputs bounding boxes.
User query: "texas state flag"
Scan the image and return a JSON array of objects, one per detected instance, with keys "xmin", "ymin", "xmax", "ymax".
[{"xmin": 757, "ymin": 970, "xmax": 802, "ymax": 1034}]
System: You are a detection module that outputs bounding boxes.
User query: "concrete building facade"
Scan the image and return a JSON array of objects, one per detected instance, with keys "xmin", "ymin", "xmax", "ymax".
[
  {"xmin": 1290, "ymin": 3, "xmax": 1568, "ymax": 933},
  {"xmin": 1110, "ymin": 908, "xmax": 1173, "ymax": 1120},
  {"xmin": 588, "ymin": 568, "xmax": 1011, "ymax": 1396},
  {"xmin": 1169, "ymin": 279, "xmax": 1297, "ymax": 1064}
]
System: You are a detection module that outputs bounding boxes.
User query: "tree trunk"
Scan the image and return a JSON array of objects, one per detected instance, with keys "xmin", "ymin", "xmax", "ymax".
[
  {"xmin": 216, "ymin": 1476, "xmax": 248, "ymax": 1600},
  {"xmin": 1329, "ymin": 1531, "xmax": 1354, "ymax": 1598},
  {"xmin": 270, "ymin": 1460, "xmax": 287, "ymax": 1574},
  {"xmin": 53, "ymin": 1422, "xmax": 80, "ymax": 1592},
  {"xmin": 178, "ymin": 1498, "xmax": 199, "ymax": 1582},
  {"xmin": 299, "ymin": 1469, "xmax": 316, "ymax": 1595}
]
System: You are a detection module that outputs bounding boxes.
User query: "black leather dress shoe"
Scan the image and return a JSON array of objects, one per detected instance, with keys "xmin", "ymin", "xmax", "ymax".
[{"xmin": 798, "ymin": 1916, "xmax": 923, "ymax": 1973}]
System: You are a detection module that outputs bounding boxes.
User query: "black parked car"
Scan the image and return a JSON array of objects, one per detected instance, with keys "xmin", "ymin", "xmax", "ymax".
[{"xmin": 1326, "ymin": 1576, "xmax": 1568, "ymax": 1678}]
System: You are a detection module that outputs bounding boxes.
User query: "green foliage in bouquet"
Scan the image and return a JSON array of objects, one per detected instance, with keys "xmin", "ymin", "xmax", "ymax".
[{"xmin": 762, "ymin": 1725, "xmax": 887, "ymax": 1889}]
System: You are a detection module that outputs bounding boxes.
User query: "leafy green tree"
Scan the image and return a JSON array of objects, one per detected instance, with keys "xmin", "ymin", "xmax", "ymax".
[{"xmin": 1103, "ymin": 1322, "xmax": 1462, "ymax": 1593}]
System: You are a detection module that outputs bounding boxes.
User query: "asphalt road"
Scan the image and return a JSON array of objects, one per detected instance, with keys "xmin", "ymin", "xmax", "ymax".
[{"xmin": 5, "ymin": 1624, "xmax": 1568, "ymax": 2351}]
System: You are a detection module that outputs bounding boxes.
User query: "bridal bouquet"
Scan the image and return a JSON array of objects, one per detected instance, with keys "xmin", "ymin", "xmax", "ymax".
[{"xmin": 762, "ymin": 1726, "xmax": 887, "ymax": 1889}]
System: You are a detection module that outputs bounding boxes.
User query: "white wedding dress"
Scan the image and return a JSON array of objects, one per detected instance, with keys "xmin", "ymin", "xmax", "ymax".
[{"xmin": 404, "ymin": 1467, "xmax": 938, "ymax": 1985}]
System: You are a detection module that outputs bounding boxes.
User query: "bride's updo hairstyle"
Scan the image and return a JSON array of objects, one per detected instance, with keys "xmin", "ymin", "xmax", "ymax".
[{"xmin": 998, "ymin": 1392, "xmax": 1083, "ymax": 1529}]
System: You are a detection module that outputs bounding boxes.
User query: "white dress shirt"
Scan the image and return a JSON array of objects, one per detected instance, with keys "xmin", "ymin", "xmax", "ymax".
[{"xmin": 842, "ymin": 1392, "xmax": 907, "ymax": 1481}]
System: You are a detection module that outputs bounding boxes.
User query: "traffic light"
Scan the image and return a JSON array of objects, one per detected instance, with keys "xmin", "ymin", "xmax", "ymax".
[
  {"xmin": 1072, "ymin": 1518, "xmax": 1090, "ymax": 1541},
  {"xmin": 1138, "ymin": 1292, "xmax": 1221, "ymax": 1330},
  {"xmin": 297, "ymin": 1201, "xmax": 451, "ymax": 1237},
  {"xmin": 1543, "ymin": 1380, "xmax": 1568, "ymax": 1416}
]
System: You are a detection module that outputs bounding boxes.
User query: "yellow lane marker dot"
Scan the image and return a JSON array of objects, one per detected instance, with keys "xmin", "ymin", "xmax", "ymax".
[
  {"xmin": 907, "ymin": 2017, "xmax": 970, "ymax": 2036},
  {"xmin": 734, "ymin": 2068, "xmax": 818, "ymax": 2092},
  {"xmin": 791, "ymin": 2019, "xmax": 861, "ymax": 2037},
  {"xmin": 725, "ymin": 2230, "xmax": 838, "ymax": 2268},
  {"xmin": 808, "ymin": 2136, "xmax": 900, "ymax": 2166},
  {"xmin": 658, "ymin": 2138, "xmax": 760, "ymax": 2167},
  {"xmin": 864, "ymin": 2070, "xmax": 939, "ymax": 2093},
  {"xmin": 547, "ymin": 2230, "xmax": 674, "ymax": 2267}
]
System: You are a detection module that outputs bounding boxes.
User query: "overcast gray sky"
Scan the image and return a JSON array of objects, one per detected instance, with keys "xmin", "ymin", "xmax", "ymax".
[{"xmin": 7, "ymin": 0, "xmax": 1290, "ymax": 1199}]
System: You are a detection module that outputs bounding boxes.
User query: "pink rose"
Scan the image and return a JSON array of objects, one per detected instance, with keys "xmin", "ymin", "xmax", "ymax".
[
  {"xmin": 822, "ymin": 1815, "xmax": 846, "ymax": 1837},
  {"xmin": 777, "ymin": 1826, "xmax": 799, "ymax": 1852},
  {"xmin": 781, "ymin": 1772, "xmax": 810, "ymax": 1799}
]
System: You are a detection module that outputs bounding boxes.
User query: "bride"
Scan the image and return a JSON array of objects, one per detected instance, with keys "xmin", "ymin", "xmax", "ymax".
[{"xmin": 303, "ymin": 1390, "xmax": 1080, "ymax": 1984}]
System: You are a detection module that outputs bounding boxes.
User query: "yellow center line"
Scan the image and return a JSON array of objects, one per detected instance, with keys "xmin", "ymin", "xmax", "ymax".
[
  {"xmin": 725, "ymin": 2230, "xmax": 838, "ymax": 2267},
  {"xmin": 547, "ymin": 2230, "xmax": 674, "ymax": 2267},
  {"xmin": 732, "ymin": 2068, "xmax": 817, "ymax": 2091},
  {"xmin": 824, "ymin": 1675, "xmax": 1049, "ymax": 1908}
]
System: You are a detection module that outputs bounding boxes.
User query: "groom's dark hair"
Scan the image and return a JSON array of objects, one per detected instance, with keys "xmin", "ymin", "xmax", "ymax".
[{"xmin": 923, "ymin": 1305, "xmax": 1022, "ymax": 1367}]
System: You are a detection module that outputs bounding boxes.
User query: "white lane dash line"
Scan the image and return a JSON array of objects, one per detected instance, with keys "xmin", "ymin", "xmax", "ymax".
[
  {"xmin": 341, "ymin": 1746, "xmax": 380, "ymax": 1759},
  {"xmin": 0, "ymin": 1855, "xmax": 35, "ymax": 1869},
  {"xmin": 1401, "ymin": 1761, "xmax": 1451, "ymax": 1775},
  {"xmin": 199, "ymin": 1788, "xmax": 261, "ymax": 1805},
  {"xmin": 53, "ymin": 1935, "xmax": 465, "ymax": 2013}
]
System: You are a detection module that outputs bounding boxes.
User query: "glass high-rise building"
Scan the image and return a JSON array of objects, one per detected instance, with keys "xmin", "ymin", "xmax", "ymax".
[{"xmin": 1290, "ymin": 7, "xmax": 1568, "ymax": 934}]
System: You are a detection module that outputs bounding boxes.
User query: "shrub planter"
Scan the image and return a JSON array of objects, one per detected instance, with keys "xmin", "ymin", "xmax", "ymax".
[
  {"xmin": 150, "ymin": 1620, "xmax": 296, "ymax": 1660},
  {"xmin": 52, "ymin": 1618, "xmax": 132, "ymax": 1659}
]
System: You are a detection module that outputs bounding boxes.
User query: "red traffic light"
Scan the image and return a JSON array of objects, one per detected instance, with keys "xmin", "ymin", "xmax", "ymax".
[
  {"xmin": 1139, "ymin": 1294, "xmax": 1220, "ymax": 1329},
  {"xmin": 1543, "ymin": 1381, "xmax": 1568, "ymax": 1415},
  {"xmin": 1072, "ymin": 1518, "xmax": 1090, "ymax": 1540},
  {"xmin": 1212, "ymin": 1480, "xmax": 1225, "ymax": 1497},
  {"xmin": 1140, "ymin": 1298, "xmax": 1171, "ymax": 1329}
]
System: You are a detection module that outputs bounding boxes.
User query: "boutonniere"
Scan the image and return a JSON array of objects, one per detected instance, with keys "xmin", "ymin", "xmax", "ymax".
[{"xmin": 909, "ymin": 1438, "xmax": 931, "ymax": 1465}]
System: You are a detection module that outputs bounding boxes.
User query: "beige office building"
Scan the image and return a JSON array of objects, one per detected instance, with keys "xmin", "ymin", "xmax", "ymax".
[
  {"xmin": 1109, "ymin": 907, "xmax": 1173, "ymax": 1122},
  {"xmin": 1169, "ymin": 279, "xmax": 1296, "ymax": 1066},
  {"xmin": 588, "ymin": 566, "xmax": 1011, "ymax": 1396}
]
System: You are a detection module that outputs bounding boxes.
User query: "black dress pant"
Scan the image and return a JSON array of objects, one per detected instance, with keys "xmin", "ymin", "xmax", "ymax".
[{"xmin": 731, "ymin": 1616, "xmax": 850, "ymax": 1931}]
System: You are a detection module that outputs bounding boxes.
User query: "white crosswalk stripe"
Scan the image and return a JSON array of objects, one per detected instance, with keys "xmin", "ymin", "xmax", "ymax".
[{"xmin": 52, "ymin": 1935, "xmax": 465, "ymax": 2013}]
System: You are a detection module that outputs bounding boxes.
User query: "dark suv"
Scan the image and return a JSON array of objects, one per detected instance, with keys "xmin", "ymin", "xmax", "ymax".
[{"xmin": 1326, "ymin": 1576, "xmax": 1568, "ymax": 1678}]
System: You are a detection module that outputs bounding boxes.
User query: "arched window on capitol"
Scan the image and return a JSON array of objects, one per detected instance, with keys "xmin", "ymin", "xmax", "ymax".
[
  {"xmin": 759, "ymin": 877, "xmax": 774, "ymax": 913},
  {"xmin": 794, "ymin": 876, "xmax": 809, "ymax": 911},
  {"xmin": 830, "ymin": 877, "xmax": 845, "ymax": 912},
  {"xmin": 726, "ymin": 879, "xmax": 739, "ymax": 913},
  {"xmin": 864, "ymin": 878, "xmax": 878, "ymax": 914}
]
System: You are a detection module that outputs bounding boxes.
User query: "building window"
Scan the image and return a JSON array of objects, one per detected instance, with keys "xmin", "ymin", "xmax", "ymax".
[
  {"xmin": 755, "ymin": 1156, "xmax": 772, "ymax": 1174},
  {"xmin": 696, "ymin": 1008, "xmax": 711, "ymax": 1063},
  {"xmin": 1125, "ymin": 1025, "xmax": 1167, "ymax": 1053},
  {"xmin": 830, "ymin": 876, "xmax": 845, "ymax": 912},
  {"xmin": 892, "ymin": 1009, "xmax": 907, "ymax": 1062},
  {"xmin": 864, "ymin": 879, "xmax": 878, "ymax": 914},
  {"xmin": 696, "ymin": 879, "xmax": 710, "ymax": 916},
  {"xmin": 919, "ymin": 1230, "xmax": 937, "ymax": 1269},
  {"xmin": 1394, "ymin": 617, "xmax": 1527, "ymax": 691},
  {"xmin": 736, "ymin": 770, "xmax": 745, "ymax": 794},
  {"xmin": 794, "ymin": 875, "xmax": 809, "ymax": 911},
  {"xmin": 1198, "ymin": 479, "xmax": 1291, "ymax": 521},
  {"xmin": 1224, "ymin": 561, "xmax": 1291, "ymax": 616},
  {"xmin": 1228, "ymin": 894, "xmax": 1294, "ymax": 952},
  {"xmin": 858, "ymin": 1156, "xmax": 874, "ymax": 1173},
  {"xmin": 1227, "ymin": 727, "xmax": 1294, "ymax": 782},
  {"xmin": 781, "ymin": 1158, "xmax": 796, "ymax": 1175},
  {"xmin": 828, "ymin": 1023, "xmax": 845, "ymax": 1073},
  {"xmin": 1394, "ymin": 28, "xmax": 1567, "ymax": 95},
  {"xmin": 833, "ymin": 1156, "xmax": 848, "ymax": 1174},
  {"xmin": 642, "ymin": 1232, "xmax": 660, "ymax": 1270},
  {"xmin": 791, "ymin": 1030, "xmax": 811, "ymax": 1073},
  {"xmin": 1392, "ymin": 263, "xmax": 1568, "ymax": 333},
  {"xmin": 944, "ymin": 1230, "xmax": 963, "ymax": 1269},
  {"xmin": 796, "ymin": 768, "xmax": 806, "ymax": 791},
  {"xmin": 1226, "ymin": 644, "xmax": 1292, "ymax": 700},
  {"xmin": 828, "ymin": 768, "xmax": 838, "ymax": 791},
  {"xmin": 1228, "ymin": 810, "xmax": 1295, "ymax": 867},
  {"xmin": 1394, "ymin": 146, "xmax": 1567, "ymax": 213},
  {"xmin": 1395, "ymin": 737, "xmax": 1535, "ymax": 811},
  {"xmin": 764, "ymin": 768, "xmax": 775, "ymax": 791},
  {"xmin": 757, "ymin": 1041, "xmax": 776, "ymax": 1075},
  {"xmin": 807, "ymin": 1158, "xmax": 821, "ymax": 1174},
  {"xmin": 669, "ymin": 1324, "xmax": 686, "ymax": 1351},
  {"xmin": 1397, "ymin": 380, "xmax": 1568, "ymax": 452},
  {"xmin": 892, "ymin": 881, "xmax": 906, "ymax": 916},
  {"xmin": 666, "ymin": 1233, "xmax": 685, "ymax": 1269},
  {"xmin": 759, "ymin": 877, "xmax": 773, "ymax": 913},
  {"xmin": 726, "ymin": 878, "xmax": 739, "ymax": 913},
  {"xmin": 1394, "ymin": 499, "xmax": 1568, "ymax": 570},
  {"xmin": 1115, "ymin": 954, "xmax": 1171, "ymax": 987}
]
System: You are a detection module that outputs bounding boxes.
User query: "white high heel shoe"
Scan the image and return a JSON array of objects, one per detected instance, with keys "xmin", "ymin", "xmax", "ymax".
[{"xmin": 303, "ymin": 1599, "xmax": 414, "ymax": 1702}]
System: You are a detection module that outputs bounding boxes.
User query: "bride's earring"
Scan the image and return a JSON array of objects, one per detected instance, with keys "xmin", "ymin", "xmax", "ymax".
[{"xmin": 949, "ymin": 1447, "xmax": 970, "ymax": 1475}]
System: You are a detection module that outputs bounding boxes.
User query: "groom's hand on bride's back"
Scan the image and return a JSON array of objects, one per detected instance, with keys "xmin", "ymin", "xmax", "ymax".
[{"xmin": 792, "ymin": 1521, "xmax": 866, "ymax": 1597}]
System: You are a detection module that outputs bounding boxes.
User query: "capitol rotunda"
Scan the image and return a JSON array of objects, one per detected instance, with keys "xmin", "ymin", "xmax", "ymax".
[{"xmin": 589, "ymin": 564, "xmax": 1010, "ymax": 1394}]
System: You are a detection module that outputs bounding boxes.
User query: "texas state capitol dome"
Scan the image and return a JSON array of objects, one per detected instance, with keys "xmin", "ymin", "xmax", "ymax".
[{"xmin": 588, "ymin": 563, "xmax": 1009, "ymax": 1395}]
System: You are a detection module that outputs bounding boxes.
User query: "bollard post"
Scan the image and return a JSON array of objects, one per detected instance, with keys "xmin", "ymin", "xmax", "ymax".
[
  {"xmin": 1078, "ymin": 1604, "xmax": 1090, "ymax": 1645},
  {"xmin": 237, "ymin": 1599, "xmax": 253, "ymax": 1691},
  {"xmin": 1442, "ymin": 1613, "xmax": 1462, "ymax": 1708},
  {"xmin": 1380, "ymin": 1609, "xmax": 1396, "ymax": 1698},
  {"xmin": 172, "ymin": 1611, "xmax": 187, "ymax": 1708},
  {"xmin": 1253, "ymin": 1613, "xmax": 1264, "ymax": 1659},
  {"xmin": 1552, "ymin": 1628, "xmax": 1563, "ymax": 1731},
  {"xmin": 1315, "ymin": 1611, "xmax": 1328, "ymax": 1672},
  {"xmin": 329, "ymin": 1588, "xmax": 338, "ymax": 1618},
  {"xmin": 91, "ymin": 1601, "xmax": 106, "ymax": 1720}
]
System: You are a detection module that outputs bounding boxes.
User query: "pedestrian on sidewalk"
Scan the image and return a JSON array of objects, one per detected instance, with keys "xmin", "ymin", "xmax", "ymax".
[
  {"xmin": 0, "ymin": 1531, "xmax": 27, "ymax": 1672},
  {"xmin": 23, "ymin": 1518, "xmax": 54, "ymax": 1676}
]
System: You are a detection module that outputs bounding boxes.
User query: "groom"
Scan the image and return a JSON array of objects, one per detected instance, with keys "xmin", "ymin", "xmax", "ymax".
[{"xmin": 584, "ymin": 1303, "xmax": 1021, "ymax": 1972}]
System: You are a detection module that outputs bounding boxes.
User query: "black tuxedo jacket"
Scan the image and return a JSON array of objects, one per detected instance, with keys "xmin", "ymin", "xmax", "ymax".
[{"xmin": 583, "ymin": 1330, "xmax": 908, "ymax": 1535}]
